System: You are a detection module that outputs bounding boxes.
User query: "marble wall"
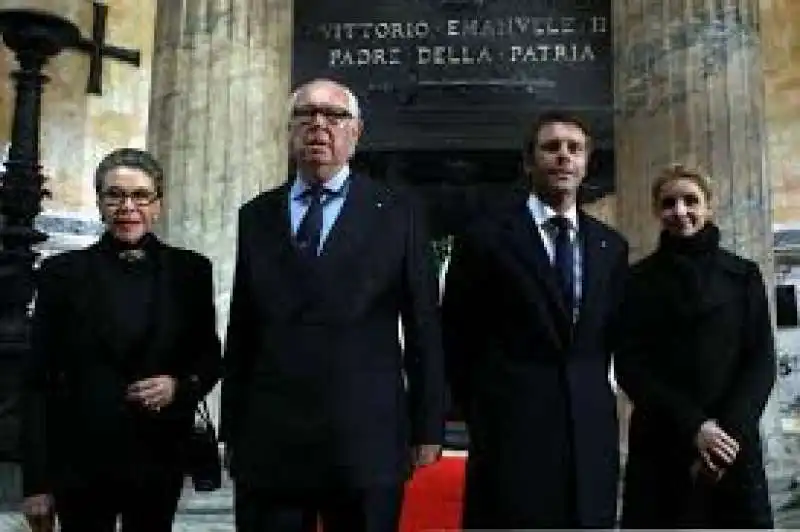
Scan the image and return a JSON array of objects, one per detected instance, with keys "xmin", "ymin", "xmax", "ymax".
[
  {"xmin": 762, "ymin": 0, "xmax": 800, "ymax": 228},
  {"xmin": 0, "ymin": 0, "xmax": 156, "ymax": 249},
  {"xmin": 581, "ymin": 194, "xmax": 616, "ymax": 225},
  {"xmin": 594, "ymin": 0, "xmax": 799, "ymax": 232},
  {"xmin": 0, "ymin": 1, "xmax": 793, "ymax": 237}
]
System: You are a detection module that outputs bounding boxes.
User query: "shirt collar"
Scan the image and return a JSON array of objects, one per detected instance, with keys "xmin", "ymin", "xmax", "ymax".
[
  {"xmin": 291, "ymin": 165, "xmax": 350, "ymax": 200},
  {"xmin": 528, "ymin": 193, "xmax": 579, "ymax": 231}
]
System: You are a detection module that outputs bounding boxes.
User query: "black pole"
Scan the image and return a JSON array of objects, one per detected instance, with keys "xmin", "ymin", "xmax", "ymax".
[
  {"xmin": 0, "ymin": 9, "xmax": 80, "ymax": 464},
  {"xmin": 0, "ymin": 44, "xmax": 50, "ymax": 335}
]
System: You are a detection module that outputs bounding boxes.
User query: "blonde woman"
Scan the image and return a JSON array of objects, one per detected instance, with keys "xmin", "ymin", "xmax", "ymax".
[{"xmin": 616, "ymin": 164, "xmax": 775, "ymax": 528}]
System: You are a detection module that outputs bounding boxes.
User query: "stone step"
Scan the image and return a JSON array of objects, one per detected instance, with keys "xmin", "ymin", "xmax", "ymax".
[
  {"xmin": 3, "ymin": 468, "xmax": 800, "ymax": 530},
  {"xmin": 177, "ymin": 484, "xmax": 235, "ymax": 515}
]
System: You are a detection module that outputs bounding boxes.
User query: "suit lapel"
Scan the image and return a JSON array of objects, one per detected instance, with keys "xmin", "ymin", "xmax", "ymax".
[
  {"xmin": 317, "ymin": 175, "xmax": 381, "ymax": 269},
  {"xmin": 573, "ymin": 213, "xmax": 622, "ymax": 348},
  {"xmin": 250, "ymin": 176, "xmax": 382, "ymax": 319},
  {"xmin": 504, "ymin": 202, "xmax": 570, "ymax": 318},
  {"xmin": 501, "ymin": 203, "xmax": 571, "ymax": 345},
  {"xmin": 576, "ymin": 214, "xmax": 605, "ymax": 320},
  {"xmin": 251, "ymin": 183, "xmax": 314, "ymax": 319},
  {"xmin": 259, "ymin": 182, "xmax": 299, "ymax": 268}
]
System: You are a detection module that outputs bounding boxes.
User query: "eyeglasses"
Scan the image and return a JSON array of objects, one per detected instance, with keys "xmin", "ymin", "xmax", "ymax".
[
  {"xmin": 101, "ymin": 187, "xmax": 159, "ymax": 207},
  {"xmin": 291, "ymin": 105, "xmax": 354, "ymax": 126}
]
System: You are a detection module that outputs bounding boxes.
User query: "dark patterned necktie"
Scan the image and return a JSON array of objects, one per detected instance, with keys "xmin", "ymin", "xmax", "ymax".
[
  {"xmin": 550, "ymin": 215, "xmax": 574, "ymax": 313},
  {"xmin": 295, "ymin": 184, "xmax": 324, "ymax": 258}
]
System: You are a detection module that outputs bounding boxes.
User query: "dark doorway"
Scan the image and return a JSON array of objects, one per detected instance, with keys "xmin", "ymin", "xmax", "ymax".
[
  {"xmin": 352, "ymin": 149, "xmax": 522, "ymax": 237},
  {"xmin": 352, "ymin": 147, "xmax": 614, "ymax": 238}
]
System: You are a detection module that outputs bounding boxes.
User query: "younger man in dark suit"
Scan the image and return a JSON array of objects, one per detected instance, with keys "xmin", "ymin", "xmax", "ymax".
[
  {"xmin": 222, "ymin": 79, "xmax": 445, "ymax": 532},
  {"xmin": 442, "ymin": 112, "xmax": 629, "ymax": 528}
]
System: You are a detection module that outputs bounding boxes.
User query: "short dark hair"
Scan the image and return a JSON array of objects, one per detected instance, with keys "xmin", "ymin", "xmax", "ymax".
[
  {"xmin": 94, "ymin": 148, "xmax": 165, "ymax": 197},
  {"xmin": 523, "ymin": 111, "xmax": 592, "ymax": 161}
]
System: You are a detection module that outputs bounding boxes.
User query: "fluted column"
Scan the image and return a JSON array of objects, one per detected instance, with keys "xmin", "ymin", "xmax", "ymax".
[
  {"xmin": 615, "ymin": 1, "xmax": 769, "ymax": 263},
  {"xmin": 148, "ymin": 0, "xmax": 292, "ymax": 326},
  {"xmin": 613, "ymin": 0, "xmax": 791, "ymax": 503},
  {"xmin": 147, "ymin": 0, "xmax": 292, "ymax": 420}
]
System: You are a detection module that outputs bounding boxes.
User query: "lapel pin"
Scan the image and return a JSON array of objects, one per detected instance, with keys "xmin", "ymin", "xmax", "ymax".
[
  {"xmin": 376, "ymin": 202, "xmax": 383, "ymax": 208},
  {"xmin": 600, "ymin": 240, "xmax": 607, "ymax": 248}
]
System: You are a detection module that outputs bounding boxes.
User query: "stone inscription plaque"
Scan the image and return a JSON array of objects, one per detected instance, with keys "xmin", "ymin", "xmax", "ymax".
[{"xmin": 293, "ymin": 0, "xmax": 611, "ymax": 149}]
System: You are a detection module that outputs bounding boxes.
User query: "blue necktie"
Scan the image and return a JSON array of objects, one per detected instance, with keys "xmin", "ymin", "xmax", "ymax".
[
  {"xmin": 295, "ymin": 184, "xmax": 324, "ymax": 258},
  {"xmin": 551, "ymin": 216, "xmax": 574, "ymax": 313}
]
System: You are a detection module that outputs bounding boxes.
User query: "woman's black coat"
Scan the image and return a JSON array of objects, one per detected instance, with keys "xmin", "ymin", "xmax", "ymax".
[{"xmin": 616, "ymin": 231, "xmax": 775, "ymax": 528}]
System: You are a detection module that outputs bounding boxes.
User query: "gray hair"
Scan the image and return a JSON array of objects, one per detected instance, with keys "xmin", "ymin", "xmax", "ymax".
[
  {"xmin": 94, "ymin": 148, "xmax": 164, "ymax": 197},
  {"xmin": 289, "ymin": 79, "xmax": 361, "ymax": 119}
]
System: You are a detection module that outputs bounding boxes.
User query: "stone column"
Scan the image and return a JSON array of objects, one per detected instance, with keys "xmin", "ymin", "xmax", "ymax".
[
  {"xmin": 147, "ymin": 0, "xmax": 293, "ymax": 415},
  {"xmin": 614, "ymin": 0, "xmax": 770, "ymax": 262},
  {"xmin": 613, "ymin": 0, "xmax": 791, "ymax": 508}
]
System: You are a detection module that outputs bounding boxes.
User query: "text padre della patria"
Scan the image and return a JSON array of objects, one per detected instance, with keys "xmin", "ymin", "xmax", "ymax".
[{"xmin": 316, "ymin": 16, "xmax": 607, "ymax": 68}]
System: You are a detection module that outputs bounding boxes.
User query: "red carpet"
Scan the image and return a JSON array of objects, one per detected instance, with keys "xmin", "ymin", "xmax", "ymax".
[
  {"xmin": 399, "ymin": 454, "xmax": 466, "ymax": 532},
  {"xmin": 317, "ymin": 454, "xmax": 466, "ymax": 531}
]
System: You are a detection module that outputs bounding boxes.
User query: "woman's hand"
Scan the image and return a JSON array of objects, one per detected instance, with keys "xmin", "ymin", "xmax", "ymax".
[
  {"xmin": 695, "ymin": 419, "xmax": 739, "ymax": 469},
  {"xmin": 126, "ymin": 375, "xmax": 177, "ymax": 412}
]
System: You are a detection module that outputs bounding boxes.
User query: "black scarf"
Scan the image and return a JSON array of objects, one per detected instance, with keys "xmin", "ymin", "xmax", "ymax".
[
  {"xmin": 652, "ymin": 223, "xmax": 721, "ymax": 316},
  {"xmin": 657, "ymin": 223, "xmax": 720, "ymax": 257}
]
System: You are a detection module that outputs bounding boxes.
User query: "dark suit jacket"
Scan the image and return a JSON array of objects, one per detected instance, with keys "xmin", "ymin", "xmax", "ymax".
[
  {"xmin": 221, "ymin": 174, "xmax": 445, "ymax": 489},
  {"xmin": 616, "ymin": 246, "xmax": 775, "ymax": 528},
  {"xmin": 21, "ymin": 236, "xmax": 222, "ymax": 496},
  {"xmin": 442, "ymin": 197, "xmax": 628, "ymax": 528}
]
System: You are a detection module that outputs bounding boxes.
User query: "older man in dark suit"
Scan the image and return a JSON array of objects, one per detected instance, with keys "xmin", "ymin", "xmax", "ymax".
[
  {"xmin": 221, "ymin": 78, "xmax": 445, "ymax": 532},
  {"xmin": 442, "ymin": 112, "xmax": 629, "ymax": 529}
]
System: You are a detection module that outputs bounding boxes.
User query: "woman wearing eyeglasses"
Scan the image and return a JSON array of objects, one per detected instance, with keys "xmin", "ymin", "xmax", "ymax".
[
  {"xmin": 21, "ymin": 148, "xmax": 222, "ymax": 532},
  {"xmin": 615, "ymin": 164, "xmax": 775, "ymax": 529}
]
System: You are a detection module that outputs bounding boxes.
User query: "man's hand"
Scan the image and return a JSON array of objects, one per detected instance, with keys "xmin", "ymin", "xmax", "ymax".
[
  {"xmin": 22, "ymin": 494, "xmax": 53, "ymax": 532},
  {"xmin": 695, "ymin": 419, "xmax": 739, "ymax": 467},
  {"xmin": 412, "ymin": 444, "xmax": 442, "ymax": 468},
  {"xmin": 126, "ymin": 375, "xmax": 177, "ymax": 412}
]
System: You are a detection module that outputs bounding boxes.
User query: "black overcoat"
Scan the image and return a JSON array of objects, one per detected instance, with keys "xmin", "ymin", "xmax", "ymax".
[
  {"xmin": 616, "ymin": 244, "xmax": 775, "ymax": 529},
  {"xmin": 442, "ymin": 198, "xmax": 628, "ymax": 528},
  {"xmin": 22, "ymin": 236, "xmax": 222, "ymax": 496}
]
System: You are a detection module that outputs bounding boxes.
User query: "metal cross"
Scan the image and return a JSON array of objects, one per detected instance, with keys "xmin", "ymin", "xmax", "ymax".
[{"xmin": 75, "ymin": 2, "xmax": 141, "ymax": 95}]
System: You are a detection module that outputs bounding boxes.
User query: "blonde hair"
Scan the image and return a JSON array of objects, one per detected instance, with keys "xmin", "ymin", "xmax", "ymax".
[{"xmin": 651, "ymin": 163, "xmax": 713, "ymax": 208}]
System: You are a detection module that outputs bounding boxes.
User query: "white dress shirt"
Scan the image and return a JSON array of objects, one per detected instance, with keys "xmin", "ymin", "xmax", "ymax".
[{"xmin": 527, "ymin": 193, "xmax": 583, "ymax": 320}]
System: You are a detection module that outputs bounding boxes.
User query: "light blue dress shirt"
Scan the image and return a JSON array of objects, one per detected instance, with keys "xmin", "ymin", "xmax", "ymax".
[{"xmin": 289, "ymin": 165, "xmax": 350, "ymax": 254}]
